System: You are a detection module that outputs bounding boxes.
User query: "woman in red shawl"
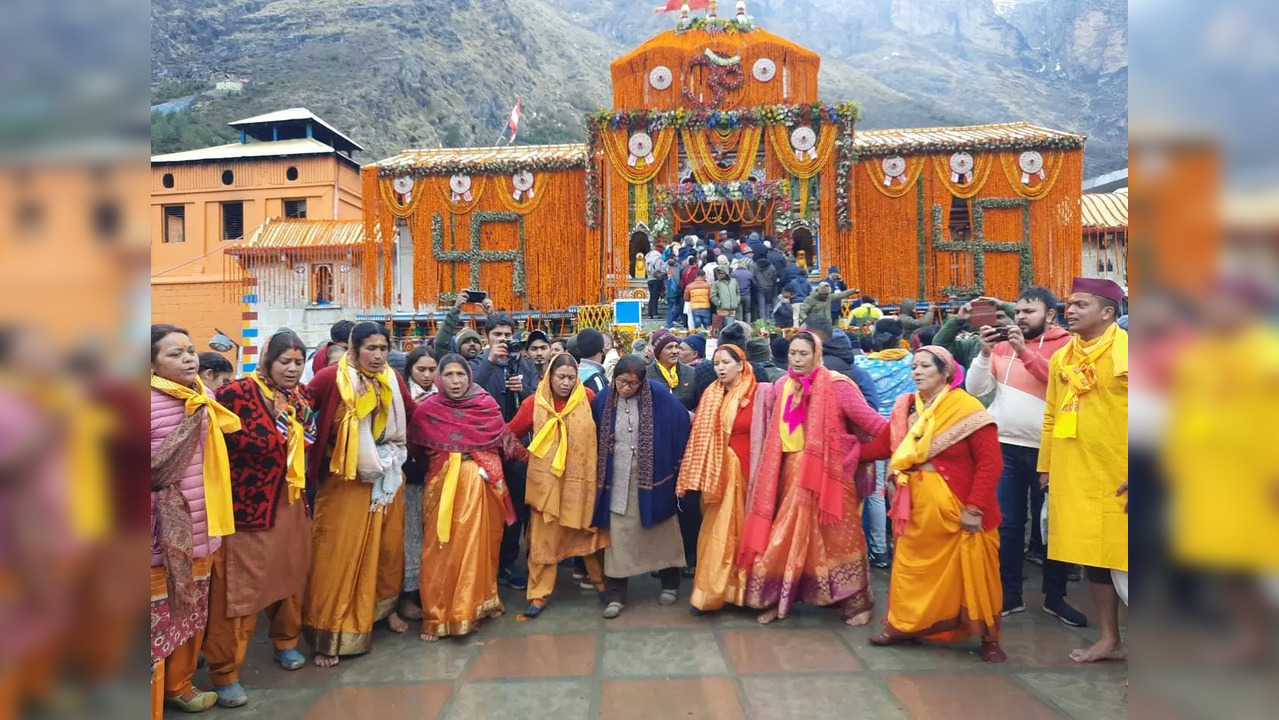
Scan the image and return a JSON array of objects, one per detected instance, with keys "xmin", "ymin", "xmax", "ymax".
[
  {"xmin": 739, "ymin": 332, "xmax": 887, "ymax": 626},
  {"xmin": 410, "ymin": 354, "xmax": 527, "ymax": 641}
]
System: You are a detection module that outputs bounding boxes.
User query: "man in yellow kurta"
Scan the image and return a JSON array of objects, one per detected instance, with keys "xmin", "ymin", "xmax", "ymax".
[{"xmin": 1038, "ymin": 277, "xmax": 1128, "ymax": 664}]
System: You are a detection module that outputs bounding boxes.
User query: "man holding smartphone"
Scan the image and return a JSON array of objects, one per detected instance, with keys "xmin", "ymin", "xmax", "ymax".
[{"xmin": 965, "ymin": 287, "xmax": 1084, "ymax": 626}]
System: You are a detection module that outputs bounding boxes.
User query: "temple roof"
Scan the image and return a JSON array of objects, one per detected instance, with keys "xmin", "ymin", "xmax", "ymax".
[
  {"xmin": 373, "ymin": 143, "xmax": 587, "ymax": 176},
  {"xmin": 854, "ymin": 121, "xmax": 1085, "ymax": 156},
  {"xmin": 225, "ymin": 218, "xmax": 381, "ymax": 256},
  {"xmin": 1080, "ymin": 188, "xmax": 1129, "ymax": 230}
]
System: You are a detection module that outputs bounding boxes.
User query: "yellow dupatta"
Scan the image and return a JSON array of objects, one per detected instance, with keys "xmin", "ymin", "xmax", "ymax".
[
  {"xmin": 1053, "ymin": 323, "xmax": 1128, "ymax": 439},
  {"xmin": 778, "ymin": 378, "xmax": 805, "ymax": 452},
  {"xmin": 656, "ymin": 360, "xmax": 680, "ymax": 390},
  {"xmin": 329, "ymin": 354, "xmax": 393, "ymax": 480},
  {"xmin": 150, "ymin": 374, "xmax": 242, "ymax": 537},
  {"xmin": 249, "ymin": 371, "xmax": 306, "ymax": 504},
  {"xmin": 528, "ymin": 380, "xmax": 588, "ymax": 477},
  {"xmin": 436, "ymin": 452, "xmax": 463, "ymax": 543},
  {"xmin": 890, "ymin": 387, "xmax": 955, "ymax": 477}
]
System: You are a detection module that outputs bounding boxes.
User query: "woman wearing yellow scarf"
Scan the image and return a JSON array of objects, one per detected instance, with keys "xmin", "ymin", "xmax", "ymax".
[
  {"xmin": 203, "ymin": 330, "xmax": 315, "ymax": 708},
  {"xmin": 507, "ymin": 353, "xmax": 607, "ymax": 618},
  {"xmin": 860, "ymin": 345, "xmax": 1008, "ymax": 663},
  {"xmin": 302, "ymin": 322, "xmax": 414, "ymax": 668},
  {"xmin": 150, "ymin": 324, "xmax": 241, "ymax": 715}
]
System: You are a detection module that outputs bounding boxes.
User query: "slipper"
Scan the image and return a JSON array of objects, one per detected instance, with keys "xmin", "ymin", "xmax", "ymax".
[
  {"xmin": 603, "ymin": 601, "xmax": 625, "ymax": 619},
  {"xmin": 524, "ymin": 602, "xmax": 546, "ymax": 618},
  {"xmin": 658, "ymin": 589, "xmax": 678, "ymax": 606},
  {"xmin": 274, "ymin": 648, "xmax": 306, "ymax": 671},
  {"xmin": 213, "ymin": 682, "xmax": 247, "ymax": 708},
  {"xmin": 165, "ymin": 690, "xmax": 218, "ymax": 713}
]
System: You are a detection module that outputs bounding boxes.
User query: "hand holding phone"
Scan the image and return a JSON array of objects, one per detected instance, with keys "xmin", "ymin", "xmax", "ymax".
[
  {"xmin": 463, "ymin": 289, "xmax": 488, "ymax": 304},
  {"xmin": 968, "ymin": 299, "xmax": 998, "ymax": 329}
]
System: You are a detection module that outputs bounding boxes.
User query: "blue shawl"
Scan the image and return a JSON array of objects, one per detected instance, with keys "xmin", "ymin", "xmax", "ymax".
[{"xmin": 591, "ymin": 380, "xmax": 690, "ymax": 529}]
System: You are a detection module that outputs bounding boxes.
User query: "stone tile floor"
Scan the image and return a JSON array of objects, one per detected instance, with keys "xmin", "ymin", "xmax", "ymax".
[{"xmin": 172, "ymin": 565, "xmax": 1128, "ymax": 719}]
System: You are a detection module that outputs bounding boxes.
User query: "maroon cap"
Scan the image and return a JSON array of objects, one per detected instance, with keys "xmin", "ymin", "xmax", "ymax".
[
  {"xmin": 651, "ymin": 330, "xmax": 679, "ymax": 358},
  {"xmin": 1071, "ymin": 277, "xmax": 1126, "ymax": 304}
]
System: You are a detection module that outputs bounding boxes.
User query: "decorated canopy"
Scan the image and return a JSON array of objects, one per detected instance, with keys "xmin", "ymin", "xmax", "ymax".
[{"xmin": 364, "ymin": 10, "xmax": 1087, "ymax": 312}]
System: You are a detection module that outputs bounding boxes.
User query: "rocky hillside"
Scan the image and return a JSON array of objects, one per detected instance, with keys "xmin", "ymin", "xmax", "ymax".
[{"xmin": 152, "ymin": 0, "xmax": 1127, "ymax": 175}]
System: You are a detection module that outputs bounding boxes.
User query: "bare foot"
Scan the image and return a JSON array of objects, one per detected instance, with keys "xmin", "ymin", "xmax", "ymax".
[
  {"xmin": 387, "ymin": 612, "xmax": 408, "ymax": 634},
  {"xmin": 313, "ymin": 653, "xmax": 339, "ymax": 668},
  {"xmin": 757, "ymin": 608, "xmax": 780, "ymax": 625},
  {"xmin": 398, "ymin": 600, "xmax": 423, "ymax": 621},
  {"xmin": 1069, "ymin": 638, "xmax": 1126, "ymax": 663},
  {"xmin": 845, "ymin": 610, "xmax": 873, "ymax": 626},
  {"xmin": 420, "ymin": 633, "xmax": 439, "ymax": 642}
]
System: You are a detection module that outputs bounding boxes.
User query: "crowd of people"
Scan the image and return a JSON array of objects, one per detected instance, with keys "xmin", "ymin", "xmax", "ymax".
[{"xmin": 150, "ymin": 267, "xmax": 1130, "ymax": 714}]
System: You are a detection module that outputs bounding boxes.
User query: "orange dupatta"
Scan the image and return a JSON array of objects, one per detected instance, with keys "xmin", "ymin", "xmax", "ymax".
[{"xmin": 678, "ymin": 345, "xmax": 757, "ymax": 503}]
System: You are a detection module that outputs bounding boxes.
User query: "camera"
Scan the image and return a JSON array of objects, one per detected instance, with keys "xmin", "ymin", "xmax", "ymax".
[{"xmin": 503, "ymin": 339, "xmax": 525, "ymax": 355}]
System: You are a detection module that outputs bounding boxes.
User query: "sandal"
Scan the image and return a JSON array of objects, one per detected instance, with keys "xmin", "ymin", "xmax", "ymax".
[
  {"xmin": 603, "ymin": 601, "xmax": 625, "ymax": 619},
  {"xmin": 274, "ymin": 648, "xmax": 306, "ymax": 671}
]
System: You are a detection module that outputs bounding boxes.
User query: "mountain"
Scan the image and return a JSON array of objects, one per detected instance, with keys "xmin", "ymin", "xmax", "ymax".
[{"xmin": 151, "ymin": 0, "xmax": 1127, "ymax": 176}]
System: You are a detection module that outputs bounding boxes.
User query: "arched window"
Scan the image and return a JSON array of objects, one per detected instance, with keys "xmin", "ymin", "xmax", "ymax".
[
  {"xmin": 792, "ymin": 227, "xmax": 815, "ymax": 270},
  {"xmin": 628, "ymin": 230, "xmax": 651, "ymax": 278},
  {"xmin": 311, "ymin": 264, "xmax": 334, "ymax": 305}
]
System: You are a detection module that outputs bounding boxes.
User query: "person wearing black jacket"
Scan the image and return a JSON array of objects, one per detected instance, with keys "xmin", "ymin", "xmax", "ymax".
[
  {"xmin": 472, "ymin": 312, "xmax": 539, "ymax": 591},
  {"xmin": 690, "ymin": 322, "xmax": 770, "ymax": 407}
]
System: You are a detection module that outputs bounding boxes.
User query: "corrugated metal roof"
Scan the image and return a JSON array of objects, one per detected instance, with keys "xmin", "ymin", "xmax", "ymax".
[
  {"xmin": 854, "ymin": 122, "xmax": 1085, "ymax": 156},
  {"xmin": 374, "ymin": 143, "xmax": 588, "ymax": 176},
  {"xmin": 1080, "ymin": 188, "xmax": 1128, "ymax": 229},
  {"xmin": 151, "ymin": 137, "xmax": 341, "ymax": 164},
  {"xmin": 226, "ymin": 218, "xmax": 381, "ymax": 256},
  {"xmin": 229, "ymin": 108, "xmax": 365, "ymax": 151}
]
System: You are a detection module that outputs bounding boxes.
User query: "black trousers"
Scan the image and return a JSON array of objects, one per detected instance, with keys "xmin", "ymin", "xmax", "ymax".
[
  {"xmin": 647, "ymin": 278, "xmax": 664, "ymax": 317},
  {"xmin": 499, "ymin": 459, "xmax": 530, "ymax": 572},
  {"xmin": 677, "ymin": 492, "xmax": 702, "ymax": 568},
  {"xmin": 605, "ymin": 568, "xmax": 680, "ymax": 604}
]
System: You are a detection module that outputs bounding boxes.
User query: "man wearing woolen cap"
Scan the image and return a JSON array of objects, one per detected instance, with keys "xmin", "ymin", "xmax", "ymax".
[
  {"xmin": 1038, "ymin": 277, "xmax": 1128, "ymax": 664},
  {"xmin": 647, "ymin": 329, "xmax": 697, "ymax": 412}
]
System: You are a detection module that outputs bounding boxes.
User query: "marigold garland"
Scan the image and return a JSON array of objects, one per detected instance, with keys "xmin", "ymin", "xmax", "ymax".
[
  {"xmin": 930, "ymin": 153, "xmax": 994, "ymax": 200},
  {"xmin": 494, "ymin": 171, "xmax": 550, "ymax": 215},
  {"xmin": 599, "ymin": 128, "xmax": 676, "ymax": 185},
  {"xmin": 681, "ymin": 127, "xmax": 762, "ymax": 183},
  {"xmin": 767, "ymin": 124, "xmax": 838, "ymax": 179},
  {"xmin": 378, "ymin": 177, "xmax": 426, "ymax": 218},
  {"xmin": 427, "ymin": 174, "xmax": 489, "ymax": 215},
  {"xmin": 998, "ymin": 151, "xmax": 1065, "ymax": 201},
  {"xmin": 864, "ymin": 156, "xmax": 926, "ymax": 198}
]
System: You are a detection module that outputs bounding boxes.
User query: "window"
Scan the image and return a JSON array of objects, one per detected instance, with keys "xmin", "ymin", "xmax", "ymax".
[
  {"xmin": 283, "ymin": 199, "xmax": 307, "ymax": 219},
  {"xmin": 162, "ymin": 173, "xmax": 175, "ymax": 188},
  {"xmin": 221, "ymin": 201, "xmax": 244, "ymax": 240},
  {"xmin": 221, "ymin": 169, "xmax": 235, "ymax": 185},
  {"xmin": 311, "ymin": 264, "xmax": 334, "ymax": 305},
  {"xmin": 163, "ymin": 205, "xmax": 185, "ymax": 243},
  {"xmin": 286, "ymin": 166, "xmax": 299, "ymax": 181},
  {"xmin": 94, "ymin": 199, "xmax": 121, "ymax": 243}
]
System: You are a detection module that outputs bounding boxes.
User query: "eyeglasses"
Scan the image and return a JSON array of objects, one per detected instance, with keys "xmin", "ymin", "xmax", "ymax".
[{"xmin": 614, "ymin": 377, "xmax": 641, "ymax": 390}]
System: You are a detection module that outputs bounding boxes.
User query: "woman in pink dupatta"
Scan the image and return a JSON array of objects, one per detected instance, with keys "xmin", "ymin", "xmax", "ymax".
[{"xmin": 738, "ymin": 332, "xmax": 887, "ymax": 625}]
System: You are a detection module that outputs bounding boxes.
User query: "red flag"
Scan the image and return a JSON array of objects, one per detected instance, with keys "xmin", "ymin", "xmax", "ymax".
[
  {"xmin": 506, "ymin": 98, "xmax": 522, "ymax": 144},
  {"xmin": 655, "ymin": 0, "xmax": 710, "ymax": 13}
]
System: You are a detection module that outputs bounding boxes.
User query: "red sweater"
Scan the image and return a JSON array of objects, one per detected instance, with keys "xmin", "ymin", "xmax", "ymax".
[
  {"xmin": 507, "ymin": 388, "xmax": 595, "ymax": 437},
  {"xmin": 861, "ymin": 400, "xmax": 1003, "ymax": 530}
]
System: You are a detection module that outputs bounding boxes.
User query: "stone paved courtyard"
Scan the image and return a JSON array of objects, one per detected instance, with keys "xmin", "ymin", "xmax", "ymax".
[{"xmin": 172, "ymin": 565, "xmax": 1128, "ymax": 720}]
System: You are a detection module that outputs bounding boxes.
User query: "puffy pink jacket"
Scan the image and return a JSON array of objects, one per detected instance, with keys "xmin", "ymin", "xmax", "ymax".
[{"xmin": 151, "ymin": 388, "xmax": 220, "ymax": 566}]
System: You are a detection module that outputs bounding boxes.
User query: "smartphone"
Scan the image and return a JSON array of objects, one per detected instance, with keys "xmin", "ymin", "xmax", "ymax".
[
  {"xmin": 462, "ymin": 289, "xmax": 488, "ymax": 303},
  {"xmin": 969, "ymin": 299, "xmax": 998, "ymax": 329}
]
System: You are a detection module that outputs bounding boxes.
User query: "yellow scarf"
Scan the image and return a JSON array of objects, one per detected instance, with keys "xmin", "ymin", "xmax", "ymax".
[
  {"xmin": 528, "ymin": 382, "xmax": 587, "ymax": 477},
  {"xmin": 437, "ymin": 452, "xmax": 463, "ymax": 543},
  {"xmin": 657, "ymin": 360, "xmax": 680, "ymax": 390},
  {"xmin": 868, "ymin": 348, "xmax": 910, "ymax": 362},
  {"xmin": 150, "ymin": 374, "xmax": 242, "ymax": 537},
  {"xmin": 778, "ymin": 377, "xmax": 805, "ymax": 452},
  {"xmin": 250, "ymin": 371, "xmax": 306, "ymax": 505},
  {"xmin": 1053, "ymin": 324, "xmax": 1127, "ymax": 439},
  {"xmin": 330, "ymin": 354, "xmax": 393, "ymax": 480},
  {"xmin": 890, "ymin": 387, "xmax": 952, "ymax": 477}
]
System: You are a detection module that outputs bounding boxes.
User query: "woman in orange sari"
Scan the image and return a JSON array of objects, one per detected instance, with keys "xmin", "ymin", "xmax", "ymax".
[
  {"xmin": 860, "ymin": 345, "xmax": 1007, "ymax": 662},
  {"xmin": 303, "ymin": 322, "xmax": 414, "ymax": 668},
  {"xmin": 678, "ymin": 345, "xmax": 775, "ymax": 615},
  {"xmin": 507, "ymin": 353, "xmax": 607, "ymax": 618},
  {"xmin": 739, "ymin": 332, "xmax": 886, "ymax": 626},
  {"xmin": 410, "ymin": 354, "xmax": 526, "ymax": 640}
]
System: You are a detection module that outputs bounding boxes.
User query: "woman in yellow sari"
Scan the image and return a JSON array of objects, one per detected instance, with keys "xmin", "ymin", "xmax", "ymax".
[
  {"xmin": 303, "ymin": 322, "xmax": 414, "ymax": 668},
  {"xmin": 410, "ymin": 354, "xmax": 527, "ymax": 640},
  {"xmin": 507, "ymin": 353, "xmax": 607, "ymax": 618},
  {"xmin": 678, "ymin": 345, "xmax": 775, "ymax": 615},
  {"xmin": 860, "ymin": 345, "xmax": 1007, "ymax": 662}
]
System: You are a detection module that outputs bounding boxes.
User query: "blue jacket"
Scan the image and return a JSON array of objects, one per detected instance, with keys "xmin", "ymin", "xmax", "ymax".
[
  {"xmin": 591, "ymin": 381, "xmax": 690, "ymax": 530},
  {"xmin": 665, "ymin": 273, "xmax": 681, "ymax": 301}
]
